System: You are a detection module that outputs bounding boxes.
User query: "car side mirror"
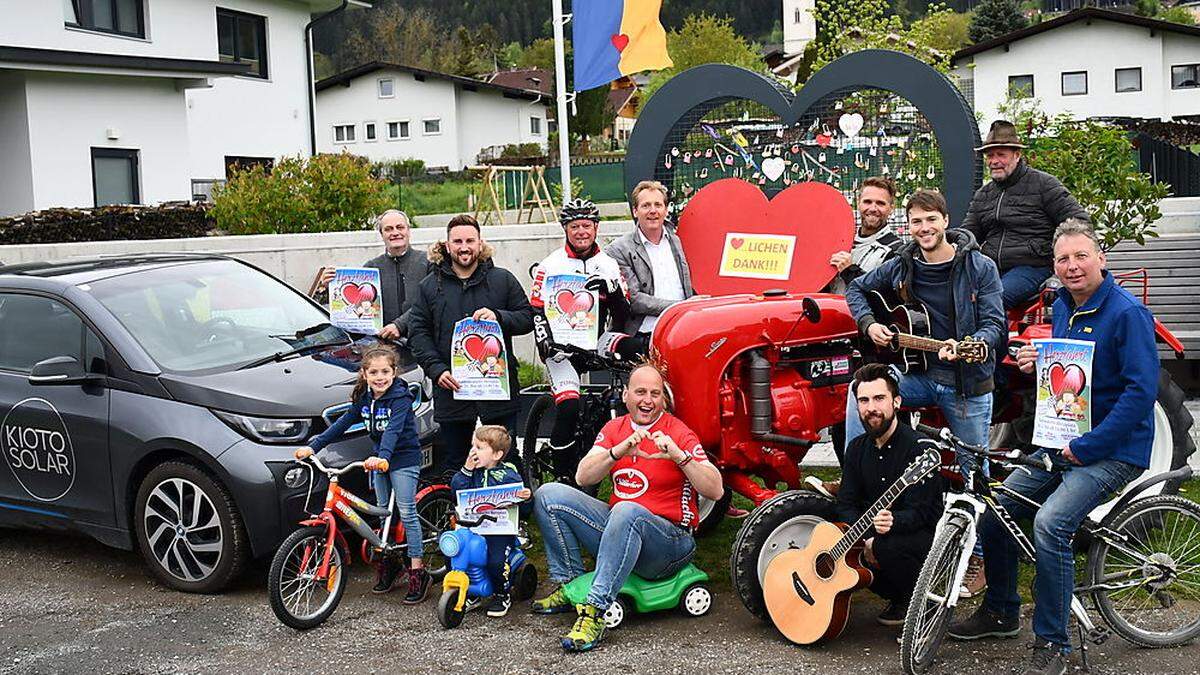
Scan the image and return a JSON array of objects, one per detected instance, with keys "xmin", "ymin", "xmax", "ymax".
[
  {"xmin": 801, "ymin": 296, "xmax": 822, "ymax": 324},
  {"xmin": 28, "ymin": 356, "xmax": 98, "ymax": 386}
]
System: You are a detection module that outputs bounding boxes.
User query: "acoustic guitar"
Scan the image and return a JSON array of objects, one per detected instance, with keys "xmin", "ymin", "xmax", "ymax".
[
  {"xmin": 762, "ymin": 446, "xmax": 942, "ymax": 645},
  {"xmin": 866, "ymin": 290, "xmax": 989, "ymax": 373}
]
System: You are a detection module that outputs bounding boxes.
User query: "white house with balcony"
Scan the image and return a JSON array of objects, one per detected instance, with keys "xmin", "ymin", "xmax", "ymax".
[
  {"xmin": 0, "ymin": 0, "xmax": 367, "ymax": 217},
  {"xmin": 314, "ymin": 62, "xmax": 550, "ymax": 171},
  {"xmin": 951, "ymin": 7, "xmax": 1200, "ymax": 128}
]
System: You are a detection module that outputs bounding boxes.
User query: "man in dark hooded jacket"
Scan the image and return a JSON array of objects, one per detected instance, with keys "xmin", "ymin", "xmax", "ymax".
[
  {"xmin": 961, "ymin": 120, "xmax": 1089, "ymax": 310},
  {"xmin": 408, "ymin": 215, "xmax": 534, "ymax": 473}
]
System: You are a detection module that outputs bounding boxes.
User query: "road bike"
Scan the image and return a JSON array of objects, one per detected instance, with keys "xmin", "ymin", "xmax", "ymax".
[
  {"xmin": 901, "ymin": 424, "xmax": 1200, "ymax": 673},
  {"xmin": 267, "ymin": 453, "xmax": 453, "ymax": 629}
]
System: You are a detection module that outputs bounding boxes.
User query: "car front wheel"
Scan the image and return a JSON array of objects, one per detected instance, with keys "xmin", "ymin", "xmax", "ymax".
[{"xmin": 134, "ymin": 461, "xmax": 248, "ymax": 593}]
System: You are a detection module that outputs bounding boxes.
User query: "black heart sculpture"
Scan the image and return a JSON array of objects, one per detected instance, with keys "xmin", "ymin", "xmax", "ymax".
[{"xmin": 625, "ymin": 49, "xmax": 982, "ymax": 225}]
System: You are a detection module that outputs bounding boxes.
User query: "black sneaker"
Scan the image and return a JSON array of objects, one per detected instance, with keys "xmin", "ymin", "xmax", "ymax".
[
  {"xmin": 403, "ymin": 568, "xmax": 431, "ymax": 604},
  {"xmin": 877, "ymin": 599, "xmax": 908, "ymax": 626},
  {"xmin": 1020, "ymin": 640, "xmax": 1067, "ymax": 675},
  {"xmin": 371, "ymin": 559, "xmax": 403, "ymax": 595},
  {"xmin": 487, "ymin": 592, "xmax": 512, "ymax": 618},
  {"xmin": 947, "ymin": 604, "xmax": 1020, "ymax": 640}
]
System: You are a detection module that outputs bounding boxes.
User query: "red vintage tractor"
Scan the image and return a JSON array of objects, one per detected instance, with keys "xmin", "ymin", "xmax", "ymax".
[{"xmin": 649, "ymin": 179, "xmax": 1196, "ymax": 622}]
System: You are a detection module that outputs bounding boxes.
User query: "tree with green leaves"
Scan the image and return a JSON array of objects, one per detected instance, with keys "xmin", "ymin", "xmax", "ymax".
[
  {"xmin": 968, "ymin": 0, "xmax": 1028, "ymax": 44},
  {"xmin": 809, "ymin": 0, "xmax": 961, "ymax": 74},
  {"xmin": 642, "ymin": 14, "xmax": 764, "ymax": 105}
]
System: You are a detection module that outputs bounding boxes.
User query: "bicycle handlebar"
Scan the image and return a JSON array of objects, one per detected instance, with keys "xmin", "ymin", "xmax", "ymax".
[
  {"xmin": 552, "ymin": 342, "xmax": 632, "ymax": 372},
  {"xmin": 299, "ymin": 454, "xmax": 369, "ymax": 477},
  {"xmin": 916, "ymin": 423, "xmax": 1053, "ymax": 472}
]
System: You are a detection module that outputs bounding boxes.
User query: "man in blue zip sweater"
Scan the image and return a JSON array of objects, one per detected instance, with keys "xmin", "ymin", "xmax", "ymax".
[{"xmin": 950, "ymin": 220, "xmax": 1156, "ymax": 675}]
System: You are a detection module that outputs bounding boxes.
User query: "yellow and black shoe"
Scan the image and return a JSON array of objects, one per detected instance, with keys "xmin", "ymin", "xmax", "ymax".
[
  {"xmin": 561, "ymin": 603, "xmax": 606, "ymax": 652},
  {"xmin": 531, "ymin": 585, "xmax": 573, "ymax": 614}
]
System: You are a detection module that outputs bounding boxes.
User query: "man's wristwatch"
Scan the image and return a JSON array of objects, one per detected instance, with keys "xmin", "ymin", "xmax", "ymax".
[{"xmin": 609, "ymin": 447, "xmax": 619, "ymax": 462}]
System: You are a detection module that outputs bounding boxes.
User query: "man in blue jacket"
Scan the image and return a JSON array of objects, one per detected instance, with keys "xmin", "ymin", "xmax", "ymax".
[
  {"xmin": 845, "ymin": 188, "xmax": 1006, "ymax": 597},
  {"xmin": 949, "ymin": 219, "xmax": 1155, "ymax": 675}
]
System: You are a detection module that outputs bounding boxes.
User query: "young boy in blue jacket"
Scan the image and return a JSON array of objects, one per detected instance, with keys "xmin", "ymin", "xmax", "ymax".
[{"xmin": 450, "ymin": 425, "xmax": 531, "ymax": 618}]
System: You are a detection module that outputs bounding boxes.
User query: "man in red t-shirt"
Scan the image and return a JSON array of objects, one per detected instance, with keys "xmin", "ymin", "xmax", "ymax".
[{"xmin": 531, "ymin": 364, "xmax": 723, "ymax": 652}]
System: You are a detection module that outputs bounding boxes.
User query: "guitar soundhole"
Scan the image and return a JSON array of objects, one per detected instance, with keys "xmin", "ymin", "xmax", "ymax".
[{"xmin": 814, "ymin": 552, "xmax": 836, "ymax": 579}]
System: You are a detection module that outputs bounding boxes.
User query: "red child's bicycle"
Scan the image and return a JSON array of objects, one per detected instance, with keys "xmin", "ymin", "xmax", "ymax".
[{"xmin": 267, "ymin": 453, "xmax": 453, "ymax": 629}]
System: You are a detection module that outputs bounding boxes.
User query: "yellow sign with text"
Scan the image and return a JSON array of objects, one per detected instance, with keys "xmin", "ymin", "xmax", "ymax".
[{"xmin": 718, "ymin": 233, "xmax": 795, "ymax": 281}]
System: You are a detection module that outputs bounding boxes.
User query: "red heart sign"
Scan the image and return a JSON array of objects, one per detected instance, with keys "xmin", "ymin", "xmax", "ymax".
[
  {"xmin": 611, "ymin": 33, "xmax": 630, "ymax": 52},
  {"xmin": 554, "ymin": 289, "xmax": 594, "ymax": 315},
  {"xmin": 1048, "ymin": 362, "xmax": 1086, "ymax": 397},
  {"xmin": 677, "ymin": 179, "xmax": 855, "ymax": 295},
  {"xmin": 341, "ymin": 282, "xmax": 376, "ymax": 306},
  {"xmin": 462, "ymin": 334, "xmax": 502, "ymax": 362},
  {"xmin": 816, "ymin": 133, "xmax": 833, "ymax": 148},
  {"xmin": 730, "ymin": 237, "xmax": 745, "ymax": 250}
]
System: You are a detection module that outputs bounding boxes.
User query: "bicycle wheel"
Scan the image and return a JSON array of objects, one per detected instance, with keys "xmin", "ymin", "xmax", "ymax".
[
  {"xmin": 268, "ymin": 526, "xmax": 347, "ymax": 630},
  {"xmin": 1088, "ymin": 494, "xmax": 1200, "ymax": 648},
  {"xmin": 901, "ymin": 516, "xmax": 971, "ymax": 674},
  {"xmin": 417, "ymin": 486, "xmax": 454, "ymax": 578},
  {"xmin": 520, "ymin": 393, "xmax": 555, "ymax": 492}
]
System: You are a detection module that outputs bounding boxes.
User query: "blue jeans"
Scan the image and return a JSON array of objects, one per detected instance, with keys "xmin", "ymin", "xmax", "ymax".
[
  {"xmin": 981, "ymin": 450, "xmax": 1143, "ymax": 651},
  {"xmin": 844, "ymin": 367, "xmax": 992, "ymax": 478},
  {"xmin": 533, "ymin": 482, "xmax": 696, "ymax": 610},
  {"xmin": 373, "ymin": 464, "xmax": 423, "ymax": 560},
  {"xmin": 1000, "ymin": 265, "xmax": 1053, "ymax": 310}
]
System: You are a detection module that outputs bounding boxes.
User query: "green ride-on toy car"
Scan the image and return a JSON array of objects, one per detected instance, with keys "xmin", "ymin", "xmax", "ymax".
[{"xmin": 561, "ymin": 563, "xmax": 713, "ymax": 629}]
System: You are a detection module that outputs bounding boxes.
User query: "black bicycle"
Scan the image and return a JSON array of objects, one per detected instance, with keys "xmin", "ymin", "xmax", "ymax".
[
  {"xmin": 901, "ymin": 424, "xmax": 1200, "ymax": 674},
  {"xmin": 520, "ymin": 343, "xmax": 632, "ymax": 493}
]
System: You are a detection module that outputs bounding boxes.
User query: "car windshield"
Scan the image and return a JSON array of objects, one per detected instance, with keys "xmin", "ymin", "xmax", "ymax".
[{"xmin": 87, "ymin": 259, "xmax": 348, "ymax": 373}]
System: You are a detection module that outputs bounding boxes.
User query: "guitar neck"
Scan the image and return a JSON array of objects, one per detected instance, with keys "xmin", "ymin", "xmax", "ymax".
[
  {"xmin": 895, "ymin": 332, "xmax": 948, "ymax": 355},
  {"xmin": 832, "ymin": 480, "xmax": 909, "ymax": 559}
]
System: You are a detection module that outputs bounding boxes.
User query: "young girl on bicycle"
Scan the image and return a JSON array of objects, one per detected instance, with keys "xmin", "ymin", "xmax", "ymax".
[{"xmin": 296, "ymin": 344, "xmax": 431, "ymax": 603}]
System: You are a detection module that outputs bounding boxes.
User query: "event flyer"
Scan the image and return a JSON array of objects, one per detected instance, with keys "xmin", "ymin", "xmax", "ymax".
[
  {"xmin": 451, "ymin": 318, "xmax": 510, "ymax": 401},
  {"xmin": 454, "ymin": 482, "xmax": 524, "ymax": 535},
  {"xmin": 543, "ymin": 273, "xmax": 599, "ymax": 350},
  {"xmin": 1032, "ymin": 338, "xmax": 1094, "ymax": 448},
  {"xmin": 329, "ymin": 267, "xmax": 384, "ymax": 334}
]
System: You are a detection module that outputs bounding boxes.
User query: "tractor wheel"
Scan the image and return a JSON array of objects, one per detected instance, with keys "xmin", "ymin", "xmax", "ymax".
[{"xmin": 730, "ymin": 490, "xmax": 837, "ymax": 622}]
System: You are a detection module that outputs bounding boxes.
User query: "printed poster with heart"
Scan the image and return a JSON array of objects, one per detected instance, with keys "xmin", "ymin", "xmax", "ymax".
[
  {"xmin": 454, "ymin": 482, "xmax": 523, "ymax": 535},
  {"xmin": 330, "ymin": 268, "xmax": 384, "ymax": 334},
  {"xmin": 543, "ymin": 274, "xmax": 599, "ymax": 350},
  {"xmin": 1032, "ymin": 338, "xmax": 1094, "ymax": 448},
  {"xmin": 451, "ymin": 318, "xmax": 509, "ymax": 401}
]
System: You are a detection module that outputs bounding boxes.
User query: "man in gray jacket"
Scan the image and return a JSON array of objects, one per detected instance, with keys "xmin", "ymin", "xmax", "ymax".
[
  {"xmin": 606, "ymin": 180, "xmax": 695, "ymax": 356},
  {"xmin": 961, "ymin": 120, "xmax": 1089, "ymax": 310},
  {"xmin": 314, "ymin": 209, "xmax": 431, "ymax": 339}
]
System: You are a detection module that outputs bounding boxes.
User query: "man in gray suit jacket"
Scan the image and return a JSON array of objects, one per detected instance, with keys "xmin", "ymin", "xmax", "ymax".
[{"xmin": 606, "ymin": 180, "xmax": 696, "ymax": 356}]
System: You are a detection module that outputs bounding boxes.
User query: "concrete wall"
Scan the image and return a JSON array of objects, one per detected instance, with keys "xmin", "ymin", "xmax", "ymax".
[
  {"xmin": 0, "ymin": 221, "xmax": 636, "ymax": 363},
  {"xmin": 315, "ymin": 67, "xmax": 549, "ymax": 170},
  {"xmin": 24, "ymin": 71, "xmax": 191, "ymax": 211},
  {"xmin": 0, "ymin": 72, "xmax": 35, "ymax": 216},
  {"xmin": 961, "ymin": 18, "xmax": 1200, "ymax": 126}
]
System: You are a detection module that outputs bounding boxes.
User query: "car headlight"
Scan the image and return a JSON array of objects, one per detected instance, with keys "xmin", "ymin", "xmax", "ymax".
[{"xmin": 214, "ymin": 411, "xmax": 312, "ymax": 444}]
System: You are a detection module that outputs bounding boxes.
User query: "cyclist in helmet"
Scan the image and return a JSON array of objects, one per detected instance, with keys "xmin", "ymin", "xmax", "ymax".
[{"xmin": 531, "ymin": 198, "xmax": 633, "ymax": 485}]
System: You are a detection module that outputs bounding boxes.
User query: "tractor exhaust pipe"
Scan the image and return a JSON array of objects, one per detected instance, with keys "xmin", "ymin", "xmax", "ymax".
[{"xmin": 746, "ymin": 350, "xmax": 811, "ymax": 447}]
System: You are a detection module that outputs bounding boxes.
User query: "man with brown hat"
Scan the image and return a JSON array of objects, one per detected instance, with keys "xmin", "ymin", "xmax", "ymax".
[{"xmin": 961, "ymin": 120, "xmax": 1089, "ymax": 310}]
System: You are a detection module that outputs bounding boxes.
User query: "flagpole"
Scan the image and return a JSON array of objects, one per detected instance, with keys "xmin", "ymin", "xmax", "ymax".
[{"xmin": 551, "ymin": 0, "xmax": 572, "ymax": 202}]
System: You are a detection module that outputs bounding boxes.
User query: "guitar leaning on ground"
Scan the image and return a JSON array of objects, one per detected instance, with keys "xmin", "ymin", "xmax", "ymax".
[
  {"xmin": 761, "ymin": 447, "xmax": 942, "ymax": 645},
  {"xmin": 865, "ymin": 290, "xmax": 988, "ymax": 373}
]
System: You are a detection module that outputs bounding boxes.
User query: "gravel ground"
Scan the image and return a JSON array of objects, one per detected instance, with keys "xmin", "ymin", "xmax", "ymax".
[{"xmin": 1, "ymin": 528, "xmax": 1198, "ymax": 675}]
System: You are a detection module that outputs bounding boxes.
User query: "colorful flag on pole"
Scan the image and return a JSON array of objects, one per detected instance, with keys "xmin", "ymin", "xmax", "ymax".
[{"xmin": 572, "ymin": 0, "xmax": 672, "ymax": 92}]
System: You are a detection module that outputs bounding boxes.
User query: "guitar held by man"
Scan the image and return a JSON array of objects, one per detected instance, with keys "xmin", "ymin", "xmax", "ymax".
[{"xmin": 866, "ymin": 290, "xmax": 990, "ymax": 372}]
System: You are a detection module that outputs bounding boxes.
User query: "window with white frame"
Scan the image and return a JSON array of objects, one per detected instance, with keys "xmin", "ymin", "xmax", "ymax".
[
  {"xmin": 530, "ymin": 116, "xmax": 542, "ymax": 135},
  {"xmin": 378, "ymin": 78, "xmax": 394, "ymax": 98},
  {"xmin": 333, "ymin": 124, "xmax": 356, "ymax": 143},
  {"xmin": 365, "ymin": 122, "xmax": 377, "ymax": 141},
  {"xmin": 423, "ymin": 118, "xmax": 441, "ymax": 135},
  {"xmin": 387, "ymin": 120, "xmax": 410, "ymax": 140},
  {"xmin": 1115, "ymin": 67, "xmax": 1142, "ymax": 93}
]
